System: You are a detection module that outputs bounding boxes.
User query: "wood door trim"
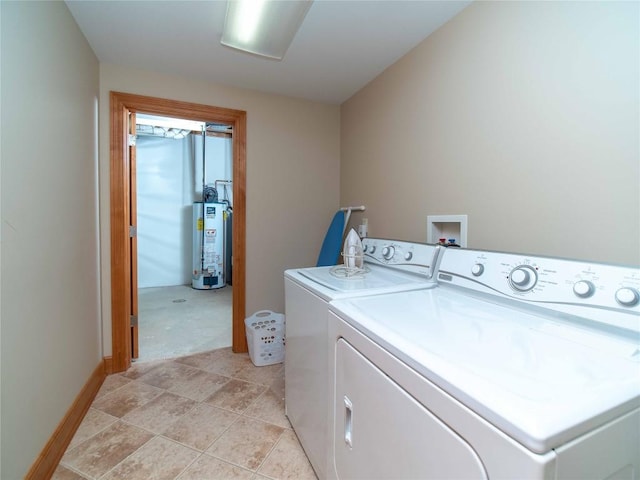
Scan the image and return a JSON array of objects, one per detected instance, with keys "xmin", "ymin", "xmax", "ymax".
[
  {"xmin": 129, "ymin": 112, "xmax": 139, "ymax": 359},
  {"xmin": 109, "ymin": 91, "xmax": 247, "ymax": 373}
]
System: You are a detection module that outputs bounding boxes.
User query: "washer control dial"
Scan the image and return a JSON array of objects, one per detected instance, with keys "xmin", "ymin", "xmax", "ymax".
[
  {"xmin": 509, "ymin": 265, "xmax": 538, "ymax": 292},
  {"xmin": 615, "ymin": 287, "xmax": 640, "ymax": 307},
  {"xmin": 369, "ymin": 246, "xmax": 376, "ymax": 254},
  {"xmin": 382, "ymin": 246, "xmax": 395, "ymax": 260},
  {"xmin": 404, "ymin": 251, "xmax": 413, "ymax": 261},
  {"xmin": 471, "ymin": 264, "xmax": 484, "ymax": 277},
  {"xmin": 573, "ymin": 280, "xmax": 595, "ymax": 298}
]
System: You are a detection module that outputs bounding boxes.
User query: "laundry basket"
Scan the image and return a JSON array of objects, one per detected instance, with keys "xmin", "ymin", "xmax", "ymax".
[{"xmin": 244, "ymin": 310, "xmax": 285, "ymax": 366}]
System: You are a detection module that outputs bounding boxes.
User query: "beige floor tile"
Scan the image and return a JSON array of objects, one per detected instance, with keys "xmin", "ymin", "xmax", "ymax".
[
  {"xmin": 177, "ymin": 454, "xmax": 254, "ymax": 480},
  {"xmin": 122, "ymin": 392, "xmax": 197, "ymax": 433},
  {"xmin": 51, "ymin": 464, "xmax": 89, "ymax": 480},
  {"xmin": 67, "ymin": 408, "xmax": 119, "ymax": 450},
  {"xmin": 168, "ymin": 369, "xmax": 231, "ymax": 402},
  {"xmin": 101, "ymin": 436, "xmax": 199, "ymax": 480},
  {"xmin": 61, "ymin": 421, "xmax": 154, "ymax": 479},
  {"xmin": 122, "ymin": 359, "xmax": 170, "ymax": 379},
  {"xmin": 137, "ymin": 361, "xmax": 202, "ymax": 390},
  {"xmin": 234, "ymin": 363, "xmax": 283, "ymax": 386},
  {"xmin": 257, "ymin": 429, "xmax": 317, "ymax": 479},
  {"xmin": 174, "ymin": 349, "xmax": 220, "ymax": 370},
  {"xmin": 95, "ymin": 374, "xmax": 131, "ymax": 400},
  {"xmin": 56, "ymin": 346, "xmax": 316, "ymax": 480},
  {"xmin": 162, "ymin": 403, "xmax": 239, "ymax": 451},
  {"xmin": 205, "ymin": 378, "xmax": 266, "ymax": 413},
  {"xmin": 243, "ymin": 389, "xmax": 290, "ymax": 429},
  {"xmin": 198, "ymin": 348, "xmax": 254, "ymax": 377},
  {"xmin": 206, "ymin": 416, "xmax": 284, "ymax": 471},
  {"xmin": 209, "ymin": 346, "xmax": 245, "ymax": 361},
  {"xmin": 92, "ymin": 381, "xmax": 164, "ymax": 417},
  {"xmin": 268, "ymin": 368, "xmax": 285, "ymax": 401}
]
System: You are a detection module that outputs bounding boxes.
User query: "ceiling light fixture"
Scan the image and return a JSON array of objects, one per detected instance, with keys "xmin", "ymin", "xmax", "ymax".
[
  {"xmin": 221, "ymin": 0, "xmax": 313, "ymax": 61},
  {"xmin": 136, "ymin": 116, "xmax": 205, "ymax": 132}
]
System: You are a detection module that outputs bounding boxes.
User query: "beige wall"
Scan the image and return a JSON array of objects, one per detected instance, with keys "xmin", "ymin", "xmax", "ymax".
[
  {"xmin": 99, "ymin": 64, "xmax": 340, "ymax": 356},
  {"xmin": 341, "ymin": 1, "xmax": 639, "ymax": 265},
  {"xmin": 0, "ymin": 2, "xmax": 101, "ymax": 478}
]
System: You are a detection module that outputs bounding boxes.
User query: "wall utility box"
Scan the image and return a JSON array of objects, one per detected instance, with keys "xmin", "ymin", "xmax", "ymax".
[{"xmin": 427, "ymin": 215, "xmax": 468, "ymax": 247}]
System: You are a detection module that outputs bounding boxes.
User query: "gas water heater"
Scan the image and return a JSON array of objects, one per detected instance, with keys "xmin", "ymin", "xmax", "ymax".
[{"xmin": 192, "ymin": 202, "xmax": 226, "ymax": 289}]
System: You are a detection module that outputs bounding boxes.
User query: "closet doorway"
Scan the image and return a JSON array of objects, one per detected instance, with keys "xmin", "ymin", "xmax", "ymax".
[
  {"xmin": 110, "ymin": 92, "xmax": 247, "ymax": 373},
  {"xmin": 135, "ymin": 113, "xmax": 234, "ymax": 362}
]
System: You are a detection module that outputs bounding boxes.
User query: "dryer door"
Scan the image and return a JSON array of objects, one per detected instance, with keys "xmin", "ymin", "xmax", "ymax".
[{"xmin": 334, "ymin": 338, "xmax": 487, "ymax": 479}]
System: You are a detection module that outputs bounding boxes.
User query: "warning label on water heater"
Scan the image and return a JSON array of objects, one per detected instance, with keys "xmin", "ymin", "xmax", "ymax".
[
  {"xmin": 203, "ymin": 229, "xmax": 217, "ymax": 267},
  {"xmin": 205, "ymin": 229, "xmax": 217, "ymax": 243}
]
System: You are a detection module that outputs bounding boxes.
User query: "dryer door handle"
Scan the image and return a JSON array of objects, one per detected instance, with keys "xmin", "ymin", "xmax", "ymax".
[{"xmin": 344, "ymin": 395, "xmax": 353, "ymax": 448}]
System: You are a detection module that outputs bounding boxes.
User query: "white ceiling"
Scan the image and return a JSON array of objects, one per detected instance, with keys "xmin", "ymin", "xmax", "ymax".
[{"xmin": 65, "ymin": 0, "xmax": 471, "ymax": 105}]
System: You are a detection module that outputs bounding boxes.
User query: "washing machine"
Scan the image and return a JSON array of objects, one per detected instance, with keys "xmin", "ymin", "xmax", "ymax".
[
  {"xmin": 328, "ymin": 247, "xmax": 640, "ymax": 479},
  {"xmin": 284, "ymin": 238, "xmax": 443, "ymax": 479}
]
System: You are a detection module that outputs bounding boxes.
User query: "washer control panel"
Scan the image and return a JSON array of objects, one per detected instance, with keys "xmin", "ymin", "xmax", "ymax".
[
  {"xmin": 362, "ymin": 238, "xmax": 442, "ymax": 279},
  {"xmin": 438, "ymin": 247, "xmax": 640, "ymax": 334}
]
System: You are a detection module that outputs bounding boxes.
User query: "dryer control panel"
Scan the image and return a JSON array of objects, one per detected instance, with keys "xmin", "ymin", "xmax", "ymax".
[
  {"xmin": 362, "ymin": 238, "xmax": 443, "ymax": 280},
  {"xmin": 437, "ymin": 247, "xmax": 640, "ymax": 335}
]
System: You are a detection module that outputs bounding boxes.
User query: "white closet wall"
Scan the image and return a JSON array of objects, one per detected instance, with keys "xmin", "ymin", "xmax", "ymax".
[{"xmin": 137, "ymin": 134, "xmax": 232, "ymax": 288}]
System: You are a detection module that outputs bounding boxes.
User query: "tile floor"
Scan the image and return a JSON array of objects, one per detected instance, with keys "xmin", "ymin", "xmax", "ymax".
[
  {"xmin": 137, "ymin": 285, "xmax": 232, "ymax": 362},
  {"xmin": 53, "ymin": 347, "xmax": 317, "ymax": 480}
]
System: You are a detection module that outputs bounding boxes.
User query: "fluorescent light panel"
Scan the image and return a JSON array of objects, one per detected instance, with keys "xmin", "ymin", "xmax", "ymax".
[
  {"xmin": 136, "ymin": 116, "xmax": 205, "ymax": 131},
  {"xmin": 221, "ymin": 0, "xmax": 313, "ymax": 60}
]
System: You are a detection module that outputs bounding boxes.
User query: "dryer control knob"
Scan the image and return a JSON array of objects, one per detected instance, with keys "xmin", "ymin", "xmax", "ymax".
[
  {"xmin": 615, "ymin": 287, "xmax": 640, "ymax": 307},
  {"xmin": 471, "ymin": 264, "xmax": 484, "ymax": 277},
  {"xmin": 509, "ymin": 266, "xmax": 538, "ymax": 292},
  {"xmin": 382, "ymin": 246, "xmax": 395, "ymax": 260},
  {"xmin": 573, "ymin": 280, "xmax": 595, "ymax": 298},
  {"xmin": 404, "ymin": 251, "xmax": 413, "ymax": 261},
  {"xmin": 369, "ymin": 246, "xmax": 376, "ymax": 254}
]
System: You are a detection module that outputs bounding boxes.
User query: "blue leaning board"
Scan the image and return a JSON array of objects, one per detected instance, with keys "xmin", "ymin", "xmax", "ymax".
[{"xmin": 316, "ymin": 210, "xmax": 345, "ymax": 267}]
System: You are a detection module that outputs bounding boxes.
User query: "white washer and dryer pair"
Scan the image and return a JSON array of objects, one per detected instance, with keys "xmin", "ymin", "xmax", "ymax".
[
  {"xmin": 284, "ymin": 238, "xmax": 442, "ymax": 479},
  {"xmin": 328, "ymin": 247, "xmax": 640, "ymax": 479}
]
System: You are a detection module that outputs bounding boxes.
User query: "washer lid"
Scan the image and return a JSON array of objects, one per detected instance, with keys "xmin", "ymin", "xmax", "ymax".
[
  {"xmin": 286, "ymin": 264, "xmax": 434, "ymax": 300},
  {"xmin": 330, "ymin": 288, "xmax": 640, "ymax": 454}
]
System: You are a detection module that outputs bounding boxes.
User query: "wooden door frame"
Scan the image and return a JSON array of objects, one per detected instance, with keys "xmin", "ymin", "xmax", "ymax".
[
  {"xmin": 110, "ymin": 91, "xmax": 247, "ymax": 373},
  {"xmin": 129, "ymin": 112, "xmax": 139, "ymax": 359}
]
